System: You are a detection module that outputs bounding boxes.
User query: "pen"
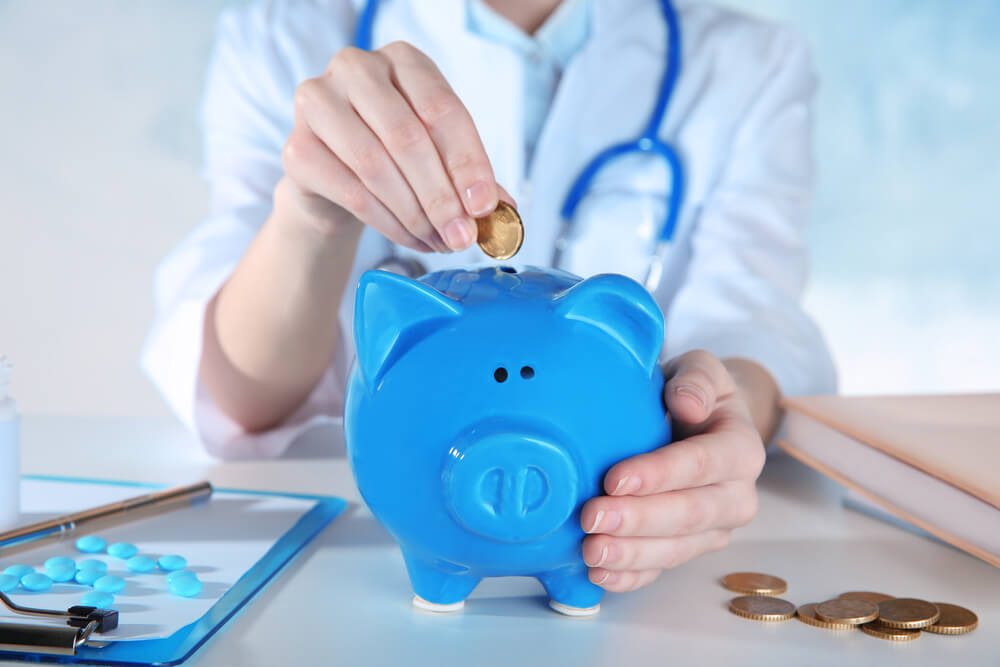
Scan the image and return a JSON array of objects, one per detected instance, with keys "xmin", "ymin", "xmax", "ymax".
[{"xmin": 0, "ymin": 481, "xmax": 213, "ymax": 552}]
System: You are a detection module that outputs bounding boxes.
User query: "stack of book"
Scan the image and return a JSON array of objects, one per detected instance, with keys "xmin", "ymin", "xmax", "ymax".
[{"xmin": 778, "ymin": 393, "xmax": 1000, "ymax": 567}]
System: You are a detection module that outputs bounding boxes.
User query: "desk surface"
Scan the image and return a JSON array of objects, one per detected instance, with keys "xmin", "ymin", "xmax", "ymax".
[{"xmin": 5, "ymin": 416, "xmax": 998, "ymax": 666}]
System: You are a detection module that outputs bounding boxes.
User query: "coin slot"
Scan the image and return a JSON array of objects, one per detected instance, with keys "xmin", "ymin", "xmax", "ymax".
[
  {"xmin": 494, "ymin": 367, "xmax": 508, "ymax": 383},
  {"xmin": 520, "ymin": 366, "xmax": 534, "ymax": 380},
  {"xmin": 499, "ymin": 266, "xmax": 517, "ymax": 274}
]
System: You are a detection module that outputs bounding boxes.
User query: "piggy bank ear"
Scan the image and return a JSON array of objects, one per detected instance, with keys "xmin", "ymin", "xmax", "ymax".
[
  {"xmin": 555, "ymin": 274, "xmax": 664, "ymax": 376},
  {"xmin": 354, "ymin": 270, "xmax": 462, "ymax": 390}
]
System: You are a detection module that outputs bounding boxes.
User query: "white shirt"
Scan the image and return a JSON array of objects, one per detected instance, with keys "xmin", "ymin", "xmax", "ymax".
[
  {"xmin": 141, "ymin": 0, "xmax": 837, "ymax": 459},
  {"xmin": 466, "ymin": 0, "xmax": 591, "ymax": 164}
]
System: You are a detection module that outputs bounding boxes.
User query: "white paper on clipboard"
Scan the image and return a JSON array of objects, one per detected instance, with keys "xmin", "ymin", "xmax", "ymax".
[{"xmin": 0, "ymin": 479, "xmax": 319, "ymax": 641}]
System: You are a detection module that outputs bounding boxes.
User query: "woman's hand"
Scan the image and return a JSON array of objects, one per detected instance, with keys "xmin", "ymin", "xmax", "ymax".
[
  {"xmin": 280, "ymin": 41, "xmax": 500, "ymax": 251},
  {"xmin": 579, "ymin": 350, "xmax": 774, "ymax": 592}
]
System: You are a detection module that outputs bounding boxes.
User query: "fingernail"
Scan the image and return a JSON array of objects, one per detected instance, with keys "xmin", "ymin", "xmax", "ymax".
[
  {"xmin": 674, "ymin": 384, "xmax": 707, "ymax": 409},
  {"xmin": 464, "ymin": 181, "xmax": 495, "ymax": 217},
  {"xmin": 612, "ymin": 476, "xmax": 641, "ymax": 496},
  {"xmin": 587, "ymin": 509, "xmax": 621, "ymax": 534},
  {"xmin": 443, "ymin": 217, "xmax": 474, "ymax": 250},
  {"xmin": 593, "ymin": 570, "xmax": 611, "ymax": 586},
  {"xmin": 584, "ymin": 544, "xmax": 608, "ymax": 567}
]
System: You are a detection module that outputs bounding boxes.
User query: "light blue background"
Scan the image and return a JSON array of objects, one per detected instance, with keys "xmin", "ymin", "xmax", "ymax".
[
  {"xmin": 729, "ymin": 0, "xmax": 1000, "ymax": 285},
  {"xmin": 722, "ymin": 0, "xmax": 1000, "ymax": 394},
  {"xmin": 0, "ymin": 0, "xmax": 996, "ymax": 416}
]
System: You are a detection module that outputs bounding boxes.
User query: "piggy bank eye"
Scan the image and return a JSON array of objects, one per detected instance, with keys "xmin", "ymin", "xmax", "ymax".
[
  {"xmin": 493, "ymin": 367, "xmax": 508, "ymax": 383},
  {"xmin": 520, "ymin": 366, "xmax": 534, "ymax": 380}
]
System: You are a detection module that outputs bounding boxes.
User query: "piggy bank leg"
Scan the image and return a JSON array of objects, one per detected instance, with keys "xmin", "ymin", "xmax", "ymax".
[
  {"xmin": 539, "ymin": 566, "xmax": 603, "ymax": 616},
  {"xmin": 402, "ymin": 550, "xmax": 480, "ymax": 612}
]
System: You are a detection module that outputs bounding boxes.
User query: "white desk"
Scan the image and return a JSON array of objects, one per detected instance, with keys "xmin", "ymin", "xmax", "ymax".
[{"xmin": 5, "ymin": 416, "xmax": 998, "ymax": 666}]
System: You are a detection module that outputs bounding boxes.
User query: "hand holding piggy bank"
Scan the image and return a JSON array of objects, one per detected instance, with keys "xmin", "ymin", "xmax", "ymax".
[{"xmin": 345, "ymin": 265, "xmax": 670, "ymax": 616}]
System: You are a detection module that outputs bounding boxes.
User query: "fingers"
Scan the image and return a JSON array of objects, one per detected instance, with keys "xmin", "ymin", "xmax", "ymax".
[
  {"xmin": 382, "ymin": 42, "xmax": 498, "ymax": 219},
  {"xmin": 584, "ymin": 530, "xmax": 731, "ymax": 574},
  {"xmin": 348, "ymin": 44, "xmax": 479, "ymax": 251},
  {"xmin": 588, "ymin": 567, "xmax": 661, "ymax": 593},
  {"xmin": 581, "ymin": 480, "xmax": 758, "ymax": 538},
  {"xmin": 297, "ymin": 70, "xmax": 450, "ymax": 253},
  {"xmin": 281, "ymin": 123, "xmax": 432, "ymax": 252},
  {"xmin": 603, "ymin": 414, "xmax": 764, "ymax": 495},
  {"xmin": 662, "ymin": 350, "xmax": 736, "ymax": 426},
  {"xmin": 288, "ymin": 43, "xmax": 502, "ymax": 254}
]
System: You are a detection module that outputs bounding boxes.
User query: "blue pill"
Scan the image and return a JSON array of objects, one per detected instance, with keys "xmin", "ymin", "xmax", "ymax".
[
  {"xmin": 106, "ymin": 542, "xmax": 138, "ymax": 559},
  {"xmin": 168, "ymin": 572, "xmax": 202, "ymax": 598},
  {"xmin": 3, "ymin": 564, "xmax": 34, "ymax": 578},
  {"xmin": 93, "ymin": 575, "xmax": 126, "ymax": 594},
  {"xmin": 75, "ymin": 568, "xmax": 103, "ymax": 586},
  {"xmin": 77, "ymin": 559, "xmax": 108, "ymax": 574},
  {"xmin": 166, "ymin": 569, "xmax": 191, "ymax": 584},
  {"xmin": 157, "ymin": 555, "xmax": 187, "ymax": 572},
  {"xmin": 126, "ymin": 555, "xmax": 156, "ymax": 573},
  {"xmin": 0, "ymin": 574, "xmax": 18, "ymax": 592},
  {"xmin": 21, "ymin": 573, "xmax": 53, "ymax": 592},
  {"xmin": 45, "ymin": 556, "xmax": 75, "ymax": 570},
  {"xmin": 80, "ymin": 591, "xmax": 115, "ymax": 608},
  {"xmin": 46, "ymin": 563, "xmax": 77, "ymax": 583},
  {"xmin": 75, "ymin": 536, "xmax": 107, "ymax": 554}
]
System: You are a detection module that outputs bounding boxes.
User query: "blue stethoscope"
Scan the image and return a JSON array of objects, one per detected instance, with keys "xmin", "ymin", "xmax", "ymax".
[{"xmin": 357, "ymin": 0, "xmax": 683, "ymax": 291}]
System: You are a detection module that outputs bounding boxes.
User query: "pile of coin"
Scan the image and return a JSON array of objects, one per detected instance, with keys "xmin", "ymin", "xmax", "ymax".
[
  {"xmin": 476, "ymin": 201, "xmax": 524, "ymax": 260},
  {"xmin": 722, "ymin": 572, "xmax": 978, "ymax": 642}
]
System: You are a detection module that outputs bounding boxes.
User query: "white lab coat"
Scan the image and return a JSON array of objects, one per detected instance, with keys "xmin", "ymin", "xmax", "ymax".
[{"xmin": 141, "ymin": 0, "xmax": 836, "ymax": 459}]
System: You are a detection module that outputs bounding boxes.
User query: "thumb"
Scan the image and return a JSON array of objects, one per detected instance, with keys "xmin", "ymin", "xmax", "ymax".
[
  {"xmin": 496, "ymin": 183, "xmax": 517, "ymax": 209},
  {"xmin": 662, "ymin": 350, "xmax": 733, "ymax": 425}
]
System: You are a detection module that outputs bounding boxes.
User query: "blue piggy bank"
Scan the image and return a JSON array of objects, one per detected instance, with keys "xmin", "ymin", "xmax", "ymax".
[{"xmin": 344, "ymin": 266, "xmax": 670, "ymax": 616}]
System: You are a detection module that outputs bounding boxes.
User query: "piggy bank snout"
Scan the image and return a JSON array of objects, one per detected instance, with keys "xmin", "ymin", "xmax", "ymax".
[{"xmin": 444, "ymin": 433, "xmax": 579, "ymax": 544}]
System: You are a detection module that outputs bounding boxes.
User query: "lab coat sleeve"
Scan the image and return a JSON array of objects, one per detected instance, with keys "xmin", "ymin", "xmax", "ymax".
[
  {"xmin": 663, "ymin": 28, "xmax": 837, "ymax": 398},
  {"xmin": 140, "ymin": 6, "xmax": 351, "ymax": 459}
]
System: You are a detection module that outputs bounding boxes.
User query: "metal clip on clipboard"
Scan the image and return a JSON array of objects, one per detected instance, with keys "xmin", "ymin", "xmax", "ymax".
[{"xmin": 0, "ymin": 590, "xmax": 118, "ymax": 656}]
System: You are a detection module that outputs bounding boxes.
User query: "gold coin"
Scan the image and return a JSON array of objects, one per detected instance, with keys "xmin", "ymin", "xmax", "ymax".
[
  {"xmin": 877, "ymin": 598, "xmax": 940, "ymax": 629},
  {"xmin": 815, "ymin": 598, "xmax": 880, "ymax": 625},
  {"xmin": 720, "ymin": 572, "xmax": 788, "ymax": 596},
  {"xmin": 728, "ymin": 595, "xmax": 796, "ymax": 621},
  {"xmin": 861, "ymin": 621, "xmax": 921, "ymax": 642},
  {"xmin": 475, "ymin": 201, "xmax": 524, "ymax": 260},
  {"xmin": 838, "ymin": 591, "xmax": 895, "ymax": 605},
  {"xmin": 796, "ymin": 603, "xmax": 857, "ymax": 631},
  {"xmin": 924, "ymin": 603, "xmax": 978, "ymax": 635}
]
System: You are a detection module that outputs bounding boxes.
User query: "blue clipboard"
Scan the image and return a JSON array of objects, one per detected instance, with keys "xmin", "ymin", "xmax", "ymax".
[{"xmin": 0, "ymin": 475, "xmax": 348, "ymax": 666}]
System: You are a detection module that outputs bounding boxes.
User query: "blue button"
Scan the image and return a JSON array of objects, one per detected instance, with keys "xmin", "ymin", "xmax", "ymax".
[
  {"xmin": 157, "ymin": 555, "xmax": 188, "ymax": 572},
  {"xmin": 93, "ymin": 575, "xmax": 126, "ymax": 594},
  {"xmin": 3, "ymin": 565, "xmax": 34, "ymax": 578},
  {"xmin": 0, "ymin": 574, "xmax": 18, "ymax": 593},
  {"xmin": 168, "ymin": 571, "xmax": 202, "ymax": 598},
  {"xmin": 126, "ymin": 555, "xmax": 156, "ymax": 574},
  {"xmin": 77, "ymin": 559, "xmax": 108, "ymax": 574},
  {"xmin": 81, "ymin": 591, "xmax": 115, "ymax": 609},
  {"xmin": 107, "ymin": 542, "xmax": 138, "ymax": 559},
  {"xmin": 75, "ymin": 536, "xmax": 107, "ymax": 554},
  {"xmin": 20, "ymin": 573, "xmax": 54, "ymax": 592}
]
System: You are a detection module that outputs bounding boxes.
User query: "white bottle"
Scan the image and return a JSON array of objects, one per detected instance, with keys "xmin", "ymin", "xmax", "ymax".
[{"xmin": 0, "ymin": 356, "xmax": 20, "ymax": 530}]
